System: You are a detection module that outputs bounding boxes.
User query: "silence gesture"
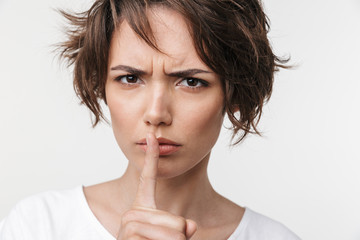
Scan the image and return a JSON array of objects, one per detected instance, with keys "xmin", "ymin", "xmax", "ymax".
[{"xmin": 117, "ymin": 133, "xmax": 197, "ymax": 239}]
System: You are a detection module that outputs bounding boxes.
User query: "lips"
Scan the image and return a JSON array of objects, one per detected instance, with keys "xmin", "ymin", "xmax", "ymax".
[{"xmin": 136, "ymin": 137, "xmax": 182, "ymax": 156}]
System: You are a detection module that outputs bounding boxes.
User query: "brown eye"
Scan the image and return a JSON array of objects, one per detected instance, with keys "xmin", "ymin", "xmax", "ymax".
[
  {"xmin": 115, "ymin": 75, "xmax": 141, "ymax": 84},
  {"xmin": 186, "ymin": 78, "xmax": 198, "ymax": 86},
  {"xmin": 125, "ymin": 75, "xmax": 138, "ymax": 83},
  {"xmin": 178, "ymin": 78, "xmax": 209, "ymax": 88}
]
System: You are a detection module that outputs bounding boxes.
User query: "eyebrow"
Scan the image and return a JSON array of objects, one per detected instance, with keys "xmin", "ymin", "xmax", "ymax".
[{"xmin": 110, "ymin": 65, "xmax": 211, "ymax": 77}]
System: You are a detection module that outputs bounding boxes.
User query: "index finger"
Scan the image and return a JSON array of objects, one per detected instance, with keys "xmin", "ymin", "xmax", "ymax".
[{"xmin": 133, "ymin": 132, "xmax": 159, "ymax": 209}]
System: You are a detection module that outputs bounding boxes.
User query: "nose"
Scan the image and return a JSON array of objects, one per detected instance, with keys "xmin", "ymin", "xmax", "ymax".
[{"xmin": 143, "ymin": 85, "xmax": 172, "ymax": 126}]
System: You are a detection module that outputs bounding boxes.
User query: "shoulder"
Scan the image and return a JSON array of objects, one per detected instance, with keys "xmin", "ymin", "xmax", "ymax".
[
  {"xmin": 229, "ymin": 208, "xmax": 301, "ymax": 240},
  {"xmin": 0, "ymin": 186, "xmax": 86, "ymax": 239},
  {"xmin": 9, "ymin": 186, "xmax": 83, "ymax": 220}
]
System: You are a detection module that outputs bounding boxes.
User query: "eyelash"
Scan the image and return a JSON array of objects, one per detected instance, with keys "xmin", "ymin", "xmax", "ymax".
[
  {"xmin": 177, "ymin": 78, "xmax": 209, "ymax": 90},
  {"xmin": 114, "ymin": 75, "xmax": 143, "ymax": 85},
  {"xmin": 113, "ymin": 75, "xmax": 209, "ymax": 90}
]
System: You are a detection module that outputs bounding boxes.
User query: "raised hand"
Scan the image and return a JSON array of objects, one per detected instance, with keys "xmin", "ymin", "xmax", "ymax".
[{"xmin": 117, "ymin": 133, "xmax": 197, "ymax": 239}]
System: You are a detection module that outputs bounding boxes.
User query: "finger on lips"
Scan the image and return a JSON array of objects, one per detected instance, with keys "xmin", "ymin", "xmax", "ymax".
[
  {"xmin": 119, "ymin": 132, "xmax": 197, "ymax": 239},
  {"xmin": 133, "ymin": 132, "xmax": 159, "ymax": 209}
]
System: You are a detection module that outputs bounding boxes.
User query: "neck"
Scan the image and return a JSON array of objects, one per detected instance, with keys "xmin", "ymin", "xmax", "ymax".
[{"xmin": 115, "ymin": 154, "xmax": 217, "ymax": 219}]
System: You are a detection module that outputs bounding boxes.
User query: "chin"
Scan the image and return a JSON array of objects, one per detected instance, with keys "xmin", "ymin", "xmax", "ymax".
[
  {"xmin": 156, "ymin": 156, "xmax": 204, "ymax": 180},
  {"xmin": 154, "ymin": 158, "xmax": 183, "ymax": 179}
]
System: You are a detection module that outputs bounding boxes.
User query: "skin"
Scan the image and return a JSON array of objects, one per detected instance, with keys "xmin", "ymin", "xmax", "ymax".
[{"xmin": 83, "ymin": 6, "xmax": 245, "ymax": 240}]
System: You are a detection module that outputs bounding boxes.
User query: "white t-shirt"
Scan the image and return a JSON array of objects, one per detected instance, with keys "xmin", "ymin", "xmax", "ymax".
[{"xmin": 0, "ymin": 186, "xmax": 300, "ymax": 240}]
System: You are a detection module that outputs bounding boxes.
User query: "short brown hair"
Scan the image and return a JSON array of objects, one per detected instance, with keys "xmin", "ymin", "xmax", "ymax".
[{"xmin": 58, "ymin": 0, "xmax": 288, "ymax": 145}]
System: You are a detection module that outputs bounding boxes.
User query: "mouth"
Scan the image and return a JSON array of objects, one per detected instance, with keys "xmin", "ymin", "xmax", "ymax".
[{"xmin": 136, "ymin": 137, "xmax": 182, "ymax": 156}]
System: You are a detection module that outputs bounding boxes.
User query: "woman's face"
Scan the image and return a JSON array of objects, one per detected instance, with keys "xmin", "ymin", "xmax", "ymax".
[{"xmin": 105, "ymin": 7, "xmax": 224, "ymax": 178}]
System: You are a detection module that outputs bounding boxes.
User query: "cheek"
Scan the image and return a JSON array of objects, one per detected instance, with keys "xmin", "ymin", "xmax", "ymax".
[
  {"xmin": 107, "ymin": 86, "xmax": 142, "ymax": 130},
  {"xmin": 179, "ymin": 96, "xmax": 224, "ymax": 146},
  {"xmin": 106, "ymin": 89, "xmax": 140, "ymax": 149},
  {"xmin": 108, "ymin": 96, "xmax": 126, "ymax": 131},
  {"xmin": 107, "ymin": 101, "xmax": 128, "ymax": 151}
]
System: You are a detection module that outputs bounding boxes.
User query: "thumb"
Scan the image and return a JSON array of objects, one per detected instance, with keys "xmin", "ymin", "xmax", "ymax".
[{"xmin": 185, "ymin": 219, "xmax": 197, "ymax": 239}]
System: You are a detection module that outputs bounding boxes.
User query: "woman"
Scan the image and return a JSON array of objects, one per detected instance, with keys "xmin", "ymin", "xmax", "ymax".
[{"xmin": 0, "ymin": 0, "xmax": 300, "ymax": 239}]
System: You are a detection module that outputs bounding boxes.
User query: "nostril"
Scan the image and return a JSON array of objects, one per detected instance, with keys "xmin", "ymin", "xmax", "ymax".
[{"xmin": 143, "ymin": 96, "xmax": 172, "ymax": 126}]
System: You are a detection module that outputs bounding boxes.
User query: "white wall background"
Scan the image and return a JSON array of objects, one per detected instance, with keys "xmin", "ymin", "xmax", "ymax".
[{"xmin": 1, "ymin": 0, "xmax": 359, "ymax": 239}]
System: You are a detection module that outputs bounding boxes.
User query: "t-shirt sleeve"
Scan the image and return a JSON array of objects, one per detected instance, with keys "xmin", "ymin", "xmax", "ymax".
[
  {"xmin": 245, "ymin": 209, "xmax": 301, "ymax": 240},
  {"xmin": 229, "ymin": 208, "xmax": 301, "ymax": 240},
  {"xmin": 0, "ymin": 187, "xmax": 113, "ymax": 240},
  {"xmin": 0, "ymin": 204, "xmax": 26, "ymax": 240},
  {"xmin": 0, "ymin": 195, "xmax": 53, "ymax": 240}
]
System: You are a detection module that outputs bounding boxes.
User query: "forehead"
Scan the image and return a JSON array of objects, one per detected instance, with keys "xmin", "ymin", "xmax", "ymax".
[{"xmin": 108, "ymin": 6, "xmax": 209, "ymax": 70}]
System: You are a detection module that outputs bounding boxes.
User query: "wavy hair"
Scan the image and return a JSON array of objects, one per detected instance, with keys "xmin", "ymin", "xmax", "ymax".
[{"xmin": 58, "ymin": 0, "xmax": 289, "ymax": 144}]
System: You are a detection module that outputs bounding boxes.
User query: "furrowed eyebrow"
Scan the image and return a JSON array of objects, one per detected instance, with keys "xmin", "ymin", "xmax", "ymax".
[
  {"xmin": 167, "ymin": 69, "xmax": 211, "ymax": 78},
  {"xmin": 110, "ymin": 65, "xmax": 211, "ymax": 77},
  {"xmin": 110, "ymin": 65, "xmax": 147, "ymax": 76}
]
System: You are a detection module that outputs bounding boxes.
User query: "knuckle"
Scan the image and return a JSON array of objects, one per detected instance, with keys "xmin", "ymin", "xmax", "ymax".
[
  {"xmin": 173, "ymin": 233, "xmax": 186, "ymax": 240},
  {"xmin": 139, "ymin": 174, "xmax": 156, "ymax": 184},
  {"xmin": 139, "ymin": 175, "xmax": 146, "ymax": 185},
  {"xmin": 121, "ymin": 210, "xmax": 138, "ymax": 226},
  {"xmin": 124, "ymin": 221, "xmax": 140, "ymax": 236},
  {"xmin": 175, "ymin": 216, "xmax": 187, "ymax": 232},
  {"xmin": 126, "ymin": 209, "xmax": 138, "ymax": 218}
]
